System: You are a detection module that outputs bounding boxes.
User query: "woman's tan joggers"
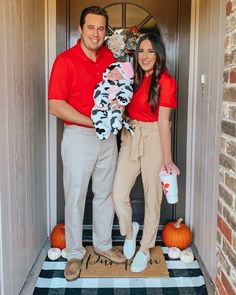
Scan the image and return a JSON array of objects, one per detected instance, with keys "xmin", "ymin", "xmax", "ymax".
[{"xmin": 113, "ymin": 121, "xmax": 163, "ymax": 251}]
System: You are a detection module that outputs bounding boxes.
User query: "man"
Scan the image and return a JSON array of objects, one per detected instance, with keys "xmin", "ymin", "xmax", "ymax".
[{"xmin": 48, "ymin": 6, "xmax": 125, "ymax": 281}]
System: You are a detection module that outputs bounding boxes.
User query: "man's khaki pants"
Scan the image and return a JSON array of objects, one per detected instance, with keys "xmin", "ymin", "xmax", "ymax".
[
  {"xmin": 61, "ymin": 125, "xmax": 118, "ymax": 260},
  {"xmin": 113, "ymin": 121, "xmax": 163, "ymax": 250}
]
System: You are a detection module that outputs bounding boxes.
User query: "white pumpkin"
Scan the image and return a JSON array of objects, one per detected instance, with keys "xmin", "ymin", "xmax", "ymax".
[
  {"xmin": 180, "ymin": 249, "xmax": 194, "ymax": 263},
  {"xmin": 61, "ymin": 248, "xmax": 67, "ymax": 259},
  {"xmin": 48, "ymin": 247, "xmax": 61, "ymax": 260},
  {"xmin": 168, "ymin": 247, "xmax": 181, "ymax": 259}
]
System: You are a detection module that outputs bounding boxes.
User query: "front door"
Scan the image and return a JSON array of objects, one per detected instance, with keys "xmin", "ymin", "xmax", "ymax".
[{"xmin": 56, "ymin": 0, "xmax": 190, "ymax": 240}]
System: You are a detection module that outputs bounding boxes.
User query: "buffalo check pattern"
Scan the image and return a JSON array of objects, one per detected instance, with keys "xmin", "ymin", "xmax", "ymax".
[{"xmin": 33, "ymin": 246, "xmax": 208, "ymax": 295}]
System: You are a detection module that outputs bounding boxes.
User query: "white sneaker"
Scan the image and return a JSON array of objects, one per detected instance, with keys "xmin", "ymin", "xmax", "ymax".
[
  {"xmin": 131, "ymin": 251, "xmax": 150, "ymax": 272},
  {"xmin": 123, "ymin": 222, "xmax": 139, "ymax": 259}
]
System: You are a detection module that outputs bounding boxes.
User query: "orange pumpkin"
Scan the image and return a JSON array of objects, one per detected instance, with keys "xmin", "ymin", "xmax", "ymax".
[
  {"xmin": 162, "ymin": 218, "xmax": 192, "ymax": 250},
  {"xmin": 50, "ymin": 223, "xmax": 66, "ymax": 249}
]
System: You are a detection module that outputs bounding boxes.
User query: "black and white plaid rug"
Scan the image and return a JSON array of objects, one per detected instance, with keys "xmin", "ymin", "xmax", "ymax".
[{"xmin": 33, "ymin": 246, "xmax": 208, "ymax": 294}]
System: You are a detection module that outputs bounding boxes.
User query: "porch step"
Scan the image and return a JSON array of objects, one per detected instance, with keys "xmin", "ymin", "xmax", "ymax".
[{"xmin": 82, "ymin": 225, "xmax": 163, "ymax": 243}]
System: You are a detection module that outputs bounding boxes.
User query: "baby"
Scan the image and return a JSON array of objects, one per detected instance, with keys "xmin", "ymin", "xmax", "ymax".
[{"xmin": 91, "ymin": 61, "xmax": 134, "ymax": 140}]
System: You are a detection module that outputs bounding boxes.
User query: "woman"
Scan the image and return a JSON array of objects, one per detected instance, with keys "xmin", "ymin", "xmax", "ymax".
[{"xmin": 112, "ymin": 33, "xmax": 180, "ymax": 273}]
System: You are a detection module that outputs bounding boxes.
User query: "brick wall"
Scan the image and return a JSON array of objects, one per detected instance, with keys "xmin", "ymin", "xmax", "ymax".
[{"xmin": 216, "ymin": 1, "xmax": 236, "ymax": 294}]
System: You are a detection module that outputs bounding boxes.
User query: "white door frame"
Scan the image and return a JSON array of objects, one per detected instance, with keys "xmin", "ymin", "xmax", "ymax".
[
  {"xmin": 185, "ymin": 0, "xmax": 199, "ymax": 228},
  {"xmin": 45, "ymin": 0, "xmax": 196, "ymax": 234},
  {"xmin": 45, "ymin": 0, "xmax": 212, "ymax": 236},
  {"xmin": 0, "ymin": 192, "xmax": 4, "ymax": 295},
  {"xmin": 45, "ymin": 0, "xmax": 58, "ymax": 234}
]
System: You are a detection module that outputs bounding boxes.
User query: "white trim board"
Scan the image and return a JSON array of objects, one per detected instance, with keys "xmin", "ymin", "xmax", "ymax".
[
  {"xmin": 185, "ymin": 0, "xmax": 199, "ymax": 229},
  {"xmin": 0, "ymin": 191, "xmax": 4, "ymax": 295},
  {"xmin": 46, "ymin": 0, "xmax": 57, "ymax": 233}
]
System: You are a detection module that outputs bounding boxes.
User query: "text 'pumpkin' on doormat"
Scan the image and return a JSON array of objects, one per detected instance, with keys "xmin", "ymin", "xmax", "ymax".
[{"xmin": 80, "ymin": 246, "xmax": 169, "ymax": 278}]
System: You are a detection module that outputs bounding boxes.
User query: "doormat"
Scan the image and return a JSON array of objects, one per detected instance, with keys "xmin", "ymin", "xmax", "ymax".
[{"xmin": 80, "ymin": 246, "xmax": 169, "ymax": 278}]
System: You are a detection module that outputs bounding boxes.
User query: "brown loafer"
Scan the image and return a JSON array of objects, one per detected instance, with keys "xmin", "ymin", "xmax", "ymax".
[
  {"xmin": 94, "ymin": 247, "xmax": 126, "ymax": 264},
  {"xmin": 64, "ymin": 258, "xmax": 81, "ymax": 281}
]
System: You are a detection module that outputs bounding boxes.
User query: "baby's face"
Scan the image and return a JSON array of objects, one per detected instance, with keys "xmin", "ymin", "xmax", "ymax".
[{"xmin": 107, "ymin": 68, "xmax": 123, "ymax": 81}]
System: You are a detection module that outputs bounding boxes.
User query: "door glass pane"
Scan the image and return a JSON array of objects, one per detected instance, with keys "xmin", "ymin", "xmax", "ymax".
[
  {"xmin": 105, "ymin": 3, "xmax": 160, "ymax": 36},
  {"xmin": 106, "ymin": 4, "xmax": 122, "ymax": 29},
  {"xmin": 140, "ymin": 18, "xmax": 161, "ymax": 35},
  {"xmin": 126, "ymin": 4, "xmax": 149, "ymax": 28}
]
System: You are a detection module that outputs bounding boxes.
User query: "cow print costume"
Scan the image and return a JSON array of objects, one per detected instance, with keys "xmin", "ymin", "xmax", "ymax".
[{"xmin": 91, "ymin": 62, "xmax": 134, "ymax": 140}]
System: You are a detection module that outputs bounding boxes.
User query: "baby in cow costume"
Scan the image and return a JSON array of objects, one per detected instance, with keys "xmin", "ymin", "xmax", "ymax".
[{"xmin": 91, "ymin": 61, "xmax": 134, "ymax": 140}]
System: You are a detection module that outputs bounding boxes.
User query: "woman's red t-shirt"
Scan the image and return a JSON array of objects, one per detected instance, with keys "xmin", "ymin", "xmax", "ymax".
[{"xmin": 127, "ymin": 70, "xmax": 177, "ymax": 121}]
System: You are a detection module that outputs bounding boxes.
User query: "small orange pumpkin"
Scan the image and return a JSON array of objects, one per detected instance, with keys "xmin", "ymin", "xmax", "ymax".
[
  {"xmin": 50, "ymin": 223, "xmax": 66, "ymax": 249},
  {"xmin": 162, "ymin": 218, "xmax": 192, "ymax": 250}
]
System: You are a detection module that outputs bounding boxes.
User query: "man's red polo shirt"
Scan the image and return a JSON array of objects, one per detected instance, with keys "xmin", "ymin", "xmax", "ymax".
[{"xmin": 48, "ymin": 39, "xmax": 115, "ymax": 126}]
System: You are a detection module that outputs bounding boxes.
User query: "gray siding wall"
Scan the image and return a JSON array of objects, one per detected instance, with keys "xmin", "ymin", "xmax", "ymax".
[
  {"xmin": 186, "ymin": 0, "xmax": 226, "ymax": 279},
  {"xmin": 0, "ymin": 1, "xmax": 47, "ymax": 294}
]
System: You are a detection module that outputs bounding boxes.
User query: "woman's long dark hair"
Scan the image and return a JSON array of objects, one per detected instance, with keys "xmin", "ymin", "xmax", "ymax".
[{"xmin": 133, "ymin": 33, "xmax": 166, "ymax": 113}]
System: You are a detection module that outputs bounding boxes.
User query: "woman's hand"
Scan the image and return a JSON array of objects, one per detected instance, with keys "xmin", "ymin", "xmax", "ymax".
[{"xmin": 161, "ymin": 161, "xmax": 180, "ymax": 175}]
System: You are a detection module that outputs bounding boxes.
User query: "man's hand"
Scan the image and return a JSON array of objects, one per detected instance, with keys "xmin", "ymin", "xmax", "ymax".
[{"xmin": 111, "ymin": 99, "xmax": 125, "ymax": 112}]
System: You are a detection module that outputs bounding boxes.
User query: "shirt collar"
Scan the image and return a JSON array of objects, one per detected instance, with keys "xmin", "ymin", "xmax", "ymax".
[{"xmin": 76, "ymin": 39, "xmax": 103, "ymax": 63}]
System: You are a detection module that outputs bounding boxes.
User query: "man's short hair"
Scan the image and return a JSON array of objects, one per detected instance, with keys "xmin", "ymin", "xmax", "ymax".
[{"xmin": 80, "ymin": 6, "xmax": 109, "ymax": 30}]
